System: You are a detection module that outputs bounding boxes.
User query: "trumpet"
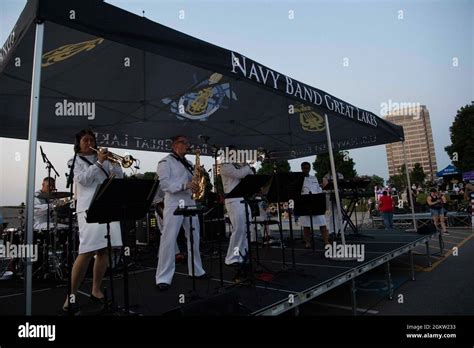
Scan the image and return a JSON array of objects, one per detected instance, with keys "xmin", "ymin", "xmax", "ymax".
[{"xmin": 89, "ymin": 147, "xmax": 134, "ymax": 168}]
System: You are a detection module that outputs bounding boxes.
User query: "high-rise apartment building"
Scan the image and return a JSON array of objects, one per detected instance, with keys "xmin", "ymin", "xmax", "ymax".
[{"xmin": 385, "ymin": 105, "xmax": 438, "ymax": 181}]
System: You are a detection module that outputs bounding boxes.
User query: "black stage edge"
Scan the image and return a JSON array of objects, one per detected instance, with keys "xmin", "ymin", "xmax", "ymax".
[{"xmin": 0, "ymin": 315, "xmax": 472, "ymax": 345}]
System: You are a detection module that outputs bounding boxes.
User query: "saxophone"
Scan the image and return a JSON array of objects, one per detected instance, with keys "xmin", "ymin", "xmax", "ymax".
[{"xmin": 192, "ymin": 150, "xmax": 206, "ymax": 201}]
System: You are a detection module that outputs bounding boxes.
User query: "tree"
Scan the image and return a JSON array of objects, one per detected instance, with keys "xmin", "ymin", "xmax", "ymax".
[
  {"xmin": 387, "ymin": 174, "xmax": 405, "ymax": 192},
  {"xmin": 201, "ymin": 166, "xmax": 213, "ymax": 194},
  {"xmin": 312, "ymin": 151, "xmax": 357, "ymax": 182},
  {"xmin": 410, "ymin": 163, "xmax": 426, "ymax": 186},
  {"xmin": 257, "ymin": 159, "xmax": 291, "ymax": 175},
  {"xmin": 369, "ymin": 175, "xmax": 384, "ymax": 189},
  {"xmin": 142, "ymin": 172, "xmax": 156, "ymax": 180},
  {"xmin": 387, "ymin": 165, "xmax": 407, "ymax": 191},
  {"xmin": 445, "ymin": 103, "xmax": 474, "ymax": 171},
  {"xmin": 357, "ymin": 174, "xmax": 384, "ymax": 196}
]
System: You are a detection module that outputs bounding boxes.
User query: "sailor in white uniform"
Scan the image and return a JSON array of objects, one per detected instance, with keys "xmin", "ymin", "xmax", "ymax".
[
  {"xmin": 322, "ymin": 171, "xmax": 346, "ymax": 236},
  {"xmin": 155, "ymin": 135, "xmax": 206, "ymax": 290},
  {"xmin": 63, "ymin": 129, "xmax": 123, "ymax": 313},
  {"xmin": 220, "ymin": 152, "xmax": 254, "ymax": 266},
  {"xmin": 153, "ymin": 184, "xmax": 180, "ymax": 258},
  {"xmin": 299, "ymin": 162, "xmax": 329, "ymax": 249}
]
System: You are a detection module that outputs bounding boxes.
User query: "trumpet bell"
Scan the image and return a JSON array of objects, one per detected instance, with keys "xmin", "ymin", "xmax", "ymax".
[
  {"xmin": 122, "ymin": 155, "xmax": 134, "ymax": 168},
  {"xmin": 89, "ymin": 147, "xmax": 135, "ymax": 168}
]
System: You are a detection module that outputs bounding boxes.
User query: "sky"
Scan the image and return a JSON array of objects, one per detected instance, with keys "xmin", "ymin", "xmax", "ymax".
[{"xmin": 0, "ymin": 0, "xmax": 472, "ymax": 205}]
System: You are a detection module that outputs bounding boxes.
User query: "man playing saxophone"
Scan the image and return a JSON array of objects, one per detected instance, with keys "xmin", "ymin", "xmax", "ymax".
[{"xmin": 155, "ymin": 135, "xmax": 207, "ymax": 291}]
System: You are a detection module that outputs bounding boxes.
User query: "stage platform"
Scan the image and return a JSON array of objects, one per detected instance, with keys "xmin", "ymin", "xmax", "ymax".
[{"xmin": 0, "ymin": 228, "xmax": 443, "ymax": 316}]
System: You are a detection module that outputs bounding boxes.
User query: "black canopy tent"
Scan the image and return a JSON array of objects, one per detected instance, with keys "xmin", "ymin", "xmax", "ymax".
[
  {"xmin": 1, "ymin": 0, "xmax": 404, "ymax": 157},
  {"xmin": 0, "ymin": 0, "xmax": 414, "ymax": 315}
]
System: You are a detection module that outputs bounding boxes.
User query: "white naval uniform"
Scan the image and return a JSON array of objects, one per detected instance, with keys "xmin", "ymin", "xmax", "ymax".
[
  {"xmin": 323, "ymin": 172, "xmax": 346, "ymax": 234},
  {"xmin": 298, "ymin": 175, "xmax": 327, "ymax": 228},
  {"xmin": 155, "ymin": 154, "xmax": 205, "ymax": 285},
  {"xmin": 152, "ymin": 185, "xmax": 179, "ymax": 256},
  {"xmin": 33, "ymin": 191, "xmax": 68, "ymax": 230},
  {"xmin": 220, "ymin": 163, "xmax": 253, "ymax": 265},
  {"xmin": 34, "ymin": 190, "xmax": 52, "ymax": 230},
  {"xmin": 73, "ymin": 154, "xmax": 123, "ymax": 254}
]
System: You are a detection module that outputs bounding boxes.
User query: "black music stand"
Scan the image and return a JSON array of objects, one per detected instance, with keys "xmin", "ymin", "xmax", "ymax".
[
  {"xmin": 201, "ymin": 192, "xmax": 225, "ymax": 289},
  {"xmin": 294, "ymin": 193, "xmax": 326, "ymax": 253},
  {"xmin": 86, "ymin": 177, "xmax": 158, "ymax": 315},
  {"xmin": 265, "ymin": 172, "xmax": 305, "ymax": 270},
  {"xmin": 226, "ymin": 175, "xmax": 271, "ymax": 283},
  {"xmin": 173, "ymin": 204, "xmax": 207, "ymax": 298}
]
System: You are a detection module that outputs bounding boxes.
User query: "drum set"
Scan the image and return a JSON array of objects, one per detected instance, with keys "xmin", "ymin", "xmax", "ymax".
[{"xmin": 1, "ymin": 192, "xmax": 77, "ymax": 282}]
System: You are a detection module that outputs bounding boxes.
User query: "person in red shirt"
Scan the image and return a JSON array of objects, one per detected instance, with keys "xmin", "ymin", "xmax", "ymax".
[{"xmin": 379, "ymin": 191, "xmax": 394, "ymax": 229}]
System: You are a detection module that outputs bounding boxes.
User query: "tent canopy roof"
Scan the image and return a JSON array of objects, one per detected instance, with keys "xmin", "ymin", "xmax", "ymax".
[
  {"xmin": 437, "ymin": 164, "xmax": 460, "ymax": 177},
  {"xmin": 0, "ymin": 0, "xmax": 404, "ymax": 159}
]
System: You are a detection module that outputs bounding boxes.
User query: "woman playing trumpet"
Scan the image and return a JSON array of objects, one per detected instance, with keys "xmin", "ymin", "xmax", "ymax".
[{"xmin": 62, "ymin": 129, "xmax": 123, "ymax": 314}]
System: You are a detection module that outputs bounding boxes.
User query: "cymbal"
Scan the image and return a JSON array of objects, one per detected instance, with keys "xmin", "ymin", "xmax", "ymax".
[{"xmin": 37, "ymin": 192, "xmax": 72, "ymax": 200}]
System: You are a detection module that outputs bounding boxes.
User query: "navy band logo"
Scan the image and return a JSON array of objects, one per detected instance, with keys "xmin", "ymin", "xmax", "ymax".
[{"xmin": 162, "ymin": 73, "xmax": 237, "ymax": 121}]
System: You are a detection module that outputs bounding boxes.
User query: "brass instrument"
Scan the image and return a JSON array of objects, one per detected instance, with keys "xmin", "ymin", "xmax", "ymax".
[
  {"xmin": 191, "ymin": 150, "xmax": 206, "ymax": 201},
  {"xmin": 89, "ymin": 147, "xmax": 134, "ymax": 168}
]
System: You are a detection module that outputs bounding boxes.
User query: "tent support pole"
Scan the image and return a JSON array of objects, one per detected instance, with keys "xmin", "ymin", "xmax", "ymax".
[
  {"xmin": 25, "ymin": 21, "xmax": 45, "ymax": 316},
  {"xmin": 324, "ymin": 114, "xmax": 345, "ymax": 245},
  {"xmin": 402, "ymin": 141, "xmax": 417, "ymax": 231}
]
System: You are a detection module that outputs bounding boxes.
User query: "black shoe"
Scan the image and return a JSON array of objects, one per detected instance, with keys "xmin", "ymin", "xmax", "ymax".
[
  {"xmin": 232, "ymin": 272, "xmax": 247, "ymax": 283},
  {"xmin": 62, "ymin": 302, "xmax": 81, "ymax": 316},
  {"xmin": 90, "ymin": 294, "xmax": 105, "ymax": 305},
  {"xmin": 225, "ymin": 262, "xmax": 242, "ymax": 267},
  {"xmin": 156, "ymin": 283, "xmax": 170, "ymax": 291},
  {"xmin": 189, "ymin": 273, "xmax": 211, "ymax": 279}
]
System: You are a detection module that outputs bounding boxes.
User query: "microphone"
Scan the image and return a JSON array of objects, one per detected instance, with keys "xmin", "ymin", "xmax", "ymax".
[{"xmin": 40, "ymin": 146, "xmax": 47, "ymax": 163}]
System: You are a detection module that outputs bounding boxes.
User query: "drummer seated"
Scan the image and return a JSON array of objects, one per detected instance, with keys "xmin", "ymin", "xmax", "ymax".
[{"xmin": 34, "ymin": 177, "xmax": 67, "ymax": 230}]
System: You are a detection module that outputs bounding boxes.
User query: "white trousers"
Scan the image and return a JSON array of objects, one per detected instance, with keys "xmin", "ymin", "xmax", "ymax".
[
  {"xmin": 327, "ymin": 202, "xmax": 346, "ymax": 234},
  {"xmin": 155, "ymin": 211, "xmax": 179, "ymax": 256},
  {"xmin": 225, "ymin": 199, "xmax": 251, "ymax": 265},
  {"xmin": 155, "ymin": 206, "xmax": 205, "ymax": 285}
]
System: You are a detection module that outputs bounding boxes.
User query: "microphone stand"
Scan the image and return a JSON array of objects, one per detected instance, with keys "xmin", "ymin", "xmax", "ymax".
[
  {"xmin": 201, "ymin": 138, "xmax": 225, "ymax": 289},
  {"xmin": 271, "ymin": 158, "xmax": 287, "ymax": 268},
  {"xmin": 211, "ymin": 146, "xmax": 225, "ymax": 288},
  {"xmin": 65, "ymin": 151, "xmax": 77, "ymax": 315},
  {"xmin": 40, "ymin": 147, "xmax": 60, "ymax": 280}
]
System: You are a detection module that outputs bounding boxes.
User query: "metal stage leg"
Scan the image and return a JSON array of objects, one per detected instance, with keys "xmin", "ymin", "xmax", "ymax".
[
  {"xmin": 425, "ymin": 241, "xmax": 432, "ymax": 267},
  {"xmin": 385, "ymin": 261, "xmax": 393, "ymax": 300},
  {"xmin": 25, "ymin": 22, "xmax": 45, "ymax": 316},
  {"xmin": 438, "ymin": 232, "xmax": 444, "ymax": 257},
  {"xmin": 408, "ymin": 250, "xmax": 415, "ymax": 281},
  {"xmin": 350, "ymin": 277, "xmax": 357, "ymax": 316}
]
